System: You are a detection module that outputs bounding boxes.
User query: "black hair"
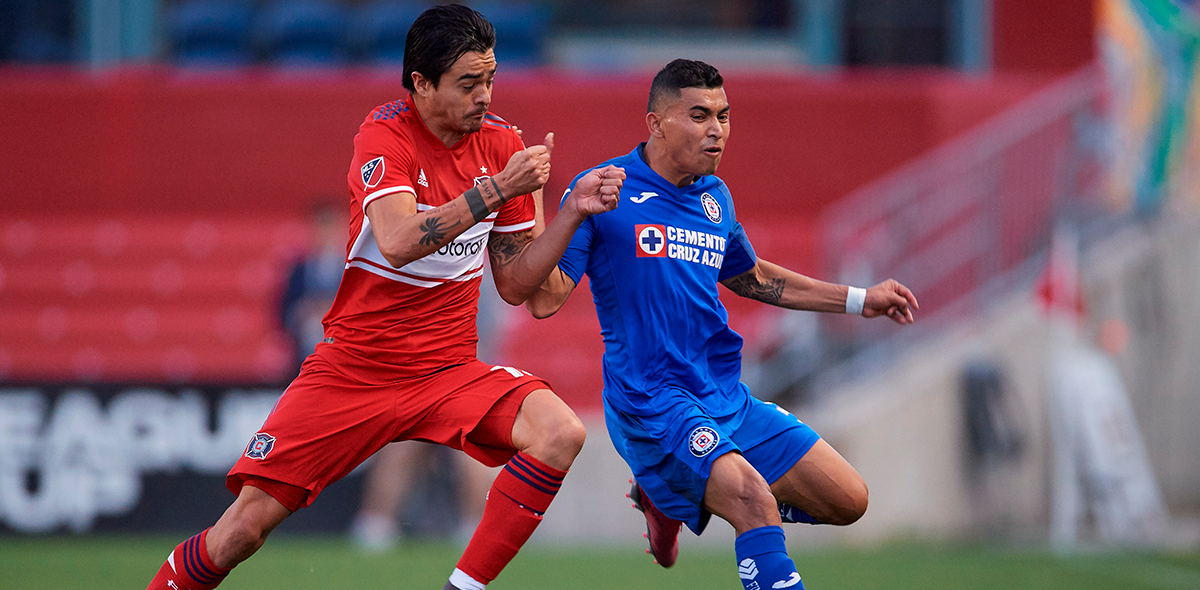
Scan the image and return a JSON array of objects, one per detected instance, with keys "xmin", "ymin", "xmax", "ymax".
[
  {"xmin": 647, "ymin": 59, "xmax": 724, "ymax": 113},
  {"xmin": 403, "ymin": 4, "xmax": 496, "ymax": 92}
]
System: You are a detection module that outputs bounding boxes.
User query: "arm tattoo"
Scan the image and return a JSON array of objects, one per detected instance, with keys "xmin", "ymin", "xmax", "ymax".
[
  {"xmin": 488, "ymin": 230, "xmax": 533, "ymax": 268},
  {"xmin": 418, "ymin": 215, "xmax": 460, "ymax": 246},
  {"xmin": 487, "ymin": 177, "xmax": 507, "ymax": 203},
  {"xmin": 464, "ymin": 186, "xmax": 490, "ymax": 223},
  {"xmin": 723, "ymin": 272, "xmax": 785, "ymax": 305}
]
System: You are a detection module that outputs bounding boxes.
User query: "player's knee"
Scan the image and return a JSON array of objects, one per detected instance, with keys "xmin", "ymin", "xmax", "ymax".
[
  {"xmin": 735, "ymin": 476, "xmax": 777, "ymax": 516},
  {"xmin": 545, "ymin": 413, "xmax": 586, "ymax": 459},
  {"xmin": 827, "ymin": 479, "xmax": 868, "ymax": 526},
  {"xmin": 714, "ymin": 466, "xmax": 777, "ymax": 525},
  {"xmin": 211, "ymin": 516, "xmax": 272, "ymax": 566},
  {"xmin": 213, "ymin": 493, "xmax": 288, "ymax": 567}
]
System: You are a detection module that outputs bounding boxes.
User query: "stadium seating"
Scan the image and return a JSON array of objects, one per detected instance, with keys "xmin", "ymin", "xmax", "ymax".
[
  {"xmin": 351, "ymin": 0, "xmax": 428, "ymax": 67},
  {"xmin": 163, "ymin": 0, "xmax": 548, "ymax": 69},
  {"xmin": 256, "ymin": 0, "xmax": 350, "ymax": 67},
  {"xmin": 0, "ymin": 215, "xmax": 301, "ymax": 383},
  {"xmin": 0, "ymin": 0, "xmax": 74, "ymax": 63},
  {"xmin": 167, "ymin": 0, "xmax": 255, "ymax": 66},
  {"xmin": 471, "ymin": 1, "xmax": 549, "ymax": 68},
  {"xmin": 0, "ymin": 68, "xmax": 1044, "ymax": 402}
]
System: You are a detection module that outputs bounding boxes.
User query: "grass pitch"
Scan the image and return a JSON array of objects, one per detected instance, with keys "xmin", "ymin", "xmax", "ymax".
[{"xmin": 3, "ymin": 535, "xmax": 1199, "ymax": 589}]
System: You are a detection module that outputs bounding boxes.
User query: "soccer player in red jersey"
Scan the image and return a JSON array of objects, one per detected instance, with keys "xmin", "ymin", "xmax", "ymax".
[{"xmin": 145, "ymin": 5, "xmax": 624, "ymax": 590}]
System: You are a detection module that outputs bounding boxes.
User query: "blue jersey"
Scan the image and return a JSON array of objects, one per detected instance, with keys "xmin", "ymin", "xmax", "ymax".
[{"xmin": 558, "ymin": 144, "xmax": 757, "ymax": 418}]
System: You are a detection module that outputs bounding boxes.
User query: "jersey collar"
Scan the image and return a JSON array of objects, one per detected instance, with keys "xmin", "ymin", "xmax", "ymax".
[{"xmin": 634, "ymin": 142, "xmax": 712, "ymax": 197}]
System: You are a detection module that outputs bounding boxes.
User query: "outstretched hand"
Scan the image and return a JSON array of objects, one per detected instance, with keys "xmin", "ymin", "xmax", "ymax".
[
  {"xmin": 564, "ymin": 165, "xmax": 625, "ymax": 217},
  {"xmin": 862, "ymin": 279, "xmax": 919, "ymax": 325}
]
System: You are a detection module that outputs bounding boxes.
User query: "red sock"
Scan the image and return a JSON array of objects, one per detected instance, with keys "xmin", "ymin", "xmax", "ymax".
[
  {"xmin": 146, "ymin": 528, "xmax": 232, "ymax": 590},
  {"xmin": 455, "ymin": 452, "xmax": 566, "ymax": 586}
]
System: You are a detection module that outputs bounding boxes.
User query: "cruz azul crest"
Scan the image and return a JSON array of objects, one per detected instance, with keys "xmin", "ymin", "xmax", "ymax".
[
  {"xmin": 244, "ymin": 432, "xmax": 276, "ymax": 460},
  {"xmin": 700, "ymin": 192, "xmax": 722, "ymax": 223},
  {"xmin": 689, "ymin": 426, "xmax": 719, "ymax": 457}
]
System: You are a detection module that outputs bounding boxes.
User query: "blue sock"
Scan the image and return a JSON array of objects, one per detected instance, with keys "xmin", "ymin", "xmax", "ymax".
[
  {"xmin": 734, "ymin": 526, "xmax": 803, "ymax": 590},
  {"xmin": 778, "ymin": 503, "xmax": 820, "ymax": 524}
]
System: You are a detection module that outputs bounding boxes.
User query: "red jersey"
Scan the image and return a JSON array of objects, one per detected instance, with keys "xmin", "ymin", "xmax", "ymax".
[{"xmin": 322, "ymin": 96, "xmax": 535, "ymax": 378}]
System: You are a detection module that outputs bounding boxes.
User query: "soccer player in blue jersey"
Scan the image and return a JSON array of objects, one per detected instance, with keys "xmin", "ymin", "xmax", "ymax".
[{"xmin": 527, "ymin": 59, "xmax": 919, "ymax": 590}]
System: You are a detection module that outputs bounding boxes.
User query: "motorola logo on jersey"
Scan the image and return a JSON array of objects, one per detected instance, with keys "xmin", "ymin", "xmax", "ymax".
[
  {"xmin": 689, "ymin": 426, "xmax": 719, "ymax": 457},
  {"xmin": 244, "ymin": 432, "xmax": 276, "ymax": 460},
  {"xmin": 436, "ymin": 234, "xmax": 487, "ymax": 258},
  {"xmin": 361, "ymin": 157, "xmax": 385, "ymax": 188},
  {"xmin": 635, "ymin": 224, "xmax": 667, "ymax": 257},
  {"xmin": 701, "ymin": 192, "xmax": 722, "ymax": 223}
]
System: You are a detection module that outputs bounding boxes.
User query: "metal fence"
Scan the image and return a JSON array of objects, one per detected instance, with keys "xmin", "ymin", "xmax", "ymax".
[{"xmin": 818, "ymin": 64, "xmax": 1113, "ymax": 348}]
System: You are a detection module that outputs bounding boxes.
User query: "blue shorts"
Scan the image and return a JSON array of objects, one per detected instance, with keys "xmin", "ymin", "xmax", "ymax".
[{"xmin": 603, "ymin": 384, "xmax": 820, "ymax": 535}]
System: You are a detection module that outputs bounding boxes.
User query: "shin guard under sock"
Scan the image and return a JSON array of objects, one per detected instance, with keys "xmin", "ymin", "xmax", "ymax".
[
  {"xmin": 734, "ymin": 526, "xmax": 803, "ymax": 590},
  {"xmin": 146, "ymin": 528, "xmax": 232, "ymax": 590},
  {"xmin": 452, "ymin": 452, "xmax": 566, "ymax": 587}
]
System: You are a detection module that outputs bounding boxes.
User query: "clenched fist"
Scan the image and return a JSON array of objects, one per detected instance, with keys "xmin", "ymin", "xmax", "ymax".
[
  {"xmin": 564, "ymin": 165, "xmax": 625, "ymax": 217},
  {"xmin": 493, "ymin": 132, "xmax": 554, "ymax": 198},
  {"xmin": 862, "ymin": 279, "xmax": 919, "ymax": 324}
]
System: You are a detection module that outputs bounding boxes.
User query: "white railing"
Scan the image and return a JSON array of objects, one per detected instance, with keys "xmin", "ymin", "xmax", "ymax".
[{"xmin": 819, "ymin": 64, "xmax": 1112, "ymax": 344}]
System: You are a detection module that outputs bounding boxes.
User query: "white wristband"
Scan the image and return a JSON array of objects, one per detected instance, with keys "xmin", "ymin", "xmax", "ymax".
[{"xmin": 845, "ymin": 286, "xmax": 866, "ymax": 315}]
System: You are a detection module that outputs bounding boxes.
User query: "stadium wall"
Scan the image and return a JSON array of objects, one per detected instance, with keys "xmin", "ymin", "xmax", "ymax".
[
  {"xmin": 0, "ymin": 69, "xmax": 1050, "ymax": 219},
  {"xmin": 993, "ymin": 0, "xmax": 1096, "ymax": 74}
]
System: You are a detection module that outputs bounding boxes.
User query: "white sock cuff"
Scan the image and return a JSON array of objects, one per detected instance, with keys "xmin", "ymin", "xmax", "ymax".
[{"xmin": 449, "ymin": 568, "xmax": 487, "ymax": 590}]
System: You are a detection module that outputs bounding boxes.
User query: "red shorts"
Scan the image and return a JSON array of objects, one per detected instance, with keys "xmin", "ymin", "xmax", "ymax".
[{"xmin": 227, "ymin": 351, "xmax": 548, "ymax": 510}]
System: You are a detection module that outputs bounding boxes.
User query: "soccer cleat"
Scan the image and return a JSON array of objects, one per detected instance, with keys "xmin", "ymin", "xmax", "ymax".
[{"xmin": 628, "ymin": 479, "xmax": 681, "ymax": 568}]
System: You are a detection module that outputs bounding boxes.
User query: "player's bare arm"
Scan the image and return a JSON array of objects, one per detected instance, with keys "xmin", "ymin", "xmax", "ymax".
[
  {"xmin": 366, "ymin": 136, "xmax": 553, "ymax": 269},
  {"xmin": 721, "ymin": 259, "xmax": 919, "ymax": 324},
  {"xmin": 522, "ymin": 266, "xmax": 577, "ymax": 319},
  {"xmin": 486, "ymin": 226, "xmax": 579, "ymax": 319},
  {"xmin": 490, "ymin": 183, "xmax": 578, "ymax": 319},
  {"xmin": 489, "ymin": 164, "xmax": 625, "ymax": 307}
]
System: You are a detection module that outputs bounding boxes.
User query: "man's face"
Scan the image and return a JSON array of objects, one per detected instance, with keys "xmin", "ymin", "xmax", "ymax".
[
  {"xmin": 656, "ymin": 86, "xmax": 730, "ymax": 178},
  {"xmin": 423, "ymin": 49, "xmax": 497, "ymax": 136}
]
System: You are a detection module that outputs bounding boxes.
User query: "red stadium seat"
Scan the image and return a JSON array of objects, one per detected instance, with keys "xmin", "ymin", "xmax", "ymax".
[{"xmin": 0, "ymin": 215, "xmax": 301, "ymax": 384}]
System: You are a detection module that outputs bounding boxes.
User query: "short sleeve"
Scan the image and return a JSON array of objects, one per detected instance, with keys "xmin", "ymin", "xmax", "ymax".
[
  {"xmin": 492, "ymin": 193, "xmax": 536, "ymax": 233},
  {"xmin": 351, "ymin": 118, "xmax": 417, "ymax": 211},
  {"xmin": 716, "ymin": 185, "xmax": 757, "ymax": 281},
  {"xmin": 719, "ymin": 222, "xmax": 757, "ymax": 281},
  {"xmin": 556, "ymin": 181, "xmax": 596, "ymax": 284}
]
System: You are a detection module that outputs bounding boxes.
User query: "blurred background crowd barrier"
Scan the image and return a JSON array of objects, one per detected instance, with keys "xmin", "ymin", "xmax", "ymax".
[{"xmin": 1, "ymin": 0, "xmax": 1198, "ymax": 550}]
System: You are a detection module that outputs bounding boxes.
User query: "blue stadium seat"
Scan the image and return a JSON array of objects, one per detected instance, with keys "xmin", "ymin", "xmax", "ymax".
[
  {"xmin": 10, "ymin": 29, "xmax": 73, "ymax": 63},
  {"xmin": 167, "ymin": 0, "xmax": 254, "ymax": 67},
  {"xmin": 350, "ymin": 0, "xmax": 429, "ymax": 67},
  {"xmin": 470, "ymin": 1, "xmax": 549, "ymax": 68},
  {"xmin": 256, "ymin": 0, "xmax": 350, "ymax": 67}
]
